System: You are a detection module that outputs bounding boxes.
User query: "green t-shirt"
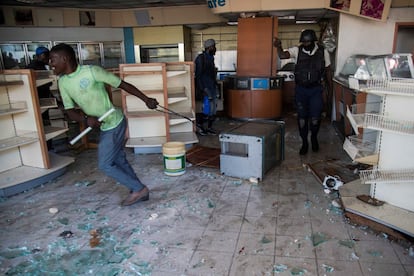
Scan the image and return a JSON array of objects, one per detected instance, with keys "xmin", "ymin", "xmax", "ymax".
[{"xmin": 58, "ymin": 65, "xmax": 124, "ymax": 131}]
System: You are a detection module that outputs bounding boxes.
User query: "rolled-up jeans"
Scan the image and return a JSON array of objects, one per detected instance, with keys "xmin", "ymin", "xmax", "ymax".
[{"xmin": 98, "ymin": 117, "xmax": 145, "ymax": 192}]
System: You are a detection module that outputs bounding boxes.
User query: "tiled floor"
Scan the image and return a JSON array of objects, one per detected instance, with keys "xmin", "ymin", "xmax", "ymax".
[{"xmin": 0, "ymin": 113, "xmax": 413, "ymax": 275}]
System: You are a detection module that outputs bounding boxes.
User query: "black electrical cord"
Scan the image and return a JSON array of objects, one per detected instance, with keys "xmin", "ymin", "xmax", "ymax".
[{"xmin": 155, "ymin": 104, "xmax": 204, "ymax": 131}]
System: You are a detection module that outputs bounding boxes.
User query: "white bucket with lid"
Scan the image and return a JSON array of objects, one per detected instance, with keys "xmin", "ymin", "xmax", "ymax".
[{"xmin": 162, "ymin": 142, "xmax": 186, "ymax": 176}]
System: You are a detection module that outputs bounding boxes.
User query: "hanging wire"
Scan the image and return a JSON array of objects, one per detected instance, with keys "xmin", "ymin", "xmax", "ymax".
[{"xmin": 155, "ymin": 104, "xmax": 203, "ymax": 130}]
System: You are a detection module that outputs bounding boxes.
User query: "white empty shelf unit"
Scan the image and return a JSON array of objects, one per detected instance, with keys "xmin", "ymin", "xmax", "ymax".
[
  {"xmin": 120, "ymin": 62, "xmax": 198, "ymax": 152},
  {"xmin": 0, "ymin": 69, "xmax": 74, "ymax": 197},
  {"xmin": 344, "ymin": 78, "xmax": 414, "ymax": 212}
]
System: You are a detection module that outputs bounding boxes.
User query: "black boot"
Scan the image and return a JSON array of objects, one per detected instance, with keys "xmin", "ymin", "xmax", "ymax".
[
  {"xmin": 196, "ymin": 114, "xmax": 208, "ymax": 136},
  {"xmin": 311, "ymin": 135, "xmax": 319, "ymax": 152},
  {"xmin": 310, "ymin": 118, "xmax": 321, "ymax": 152},
  {"xmin": 206, "ymin": 116, "xmax": 217, "ymax": 135},
  {"xmin": 299, "ymin": 140, "xmax": 309, "ymax": 155},
  {"xmin": 298, "ymin": 118, "xmax": 308, "ymax": 155}
]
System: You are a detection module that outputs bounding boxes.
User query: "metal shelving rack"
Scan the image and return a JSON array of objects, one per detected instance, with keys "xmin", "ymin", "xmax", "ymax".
[{"xmin": 345, "ymin": 77, "xmax": 414, "ymax": 211}]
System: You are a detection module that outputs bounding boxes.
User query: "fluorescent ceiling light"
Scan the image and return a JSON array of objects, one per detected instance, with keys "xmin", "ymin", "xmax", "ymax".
[
  {"xmin": 279, "ymin": 15, "xmax": 295, "ymax": 20},
  {"xmin": 16, "ymin": 0, "xmax": 46, "ymax": 3},
  {"xmin": 295, "ymin": 20, "xmax": 317, "ymax": 24}
]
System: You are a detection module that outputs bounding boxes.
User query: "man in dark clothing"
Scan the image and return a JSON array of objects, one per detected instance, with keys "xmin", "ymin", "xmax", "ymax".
[
  {"xmin": 28, "ymin": 46, "xmax": 50, "ymax": 70},
  {"xmin": 274, "ymin": 29, "xmax": 332, "ymax": 155},
  {"xmin": 27, "ymin": 46, "xmax": 52, "ymax": 98},
  {"xmin": 194, "ymin": 38, "xmax": 219, "ymax": 135}
]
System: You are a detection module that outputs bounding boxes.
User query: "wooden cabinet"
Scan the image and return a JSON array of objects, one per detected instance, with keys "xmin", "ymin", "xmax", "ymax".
[
  {"xmin": 225, "ymin": 76, "xmax": 283, "ymax": 119},
  {"xmin": 236, "ymin": 17, "xmax": 278, "ymax": 76},
  {"xmin": 120, "ymin": 62, "xmax": 198, "ymax": 153},
  {"xmin": 0, "ymin": 69, "xmax": 74, "ymax": 197}
]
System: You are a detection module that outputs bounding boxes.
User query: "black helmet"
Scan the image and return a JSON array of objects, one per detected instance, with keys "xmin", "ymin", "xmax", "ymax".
[{"xmin": 299, "ymin": 29, "xmax": 317, "ymax": 42}]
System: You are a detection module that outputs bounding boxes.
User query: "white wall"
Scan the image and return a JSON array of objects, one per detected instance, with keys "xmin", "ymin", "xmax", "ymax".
[
  {"xmin": 0, "ymin": 27, "xmax": 124, "ymax": 42},
  {"xmin": 335, "ymin": 7, "xmax": 414, "ymax": 75}
]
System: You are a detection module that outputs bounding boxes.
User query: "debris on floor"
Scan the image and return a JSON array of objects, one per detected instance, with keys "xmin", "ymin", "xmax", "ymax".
[
  {"xmin": 304, "ymin": 157, "xmax": 360, "ymax": 185},
  {"xmin": 273, "ymin": 263, "xmax": 288, "ymax": 273},
  {"xmin": 356, "ymin": 194, "xmax": 385, "ymax": 206},
  {"xmin": 1, "ymin": 116, "xmax": 412, "ymax": 275},
  {"xmin": 310, "ymin": 232, "xmax": 329, "ymax": 246},
  {"xmin": 322, "ymin": 175, "xmax": 343, "ymax": 191},
  {"xmin": 322, "ymin": 264, "xmax": 335, "ymax": 273},
  {"xmin": 89, "ymin": 229, "xmax": 101, "ymax": 248},
  {"xmin": 59, "ymin": 230, "xmax": 74, "ymax": 239},
  {"xmin": 338, "ymin": 239, "xmax": 355, "ymax": 248},
  {"xmin": 48, "ymin": 207, "xmax": 59, "ymax": 214},
  {"xmin": 74, "ymin": 180, "xmax": 96, "ymax": 187}
]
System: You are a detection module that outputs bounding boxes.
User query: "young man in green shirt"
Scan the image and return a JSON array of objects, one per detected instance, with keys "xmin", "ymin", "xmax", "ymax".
[{"xmin": 49, "ymin": 43, "xmax": 159, "ymax": 206}]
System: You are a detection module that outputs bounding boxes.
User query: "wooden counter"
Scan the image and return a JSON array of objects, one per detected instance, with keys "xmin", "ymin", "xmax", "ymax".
[{"xmin": 226, "ymin": 88, "xmax": 282, "ymax": 119}]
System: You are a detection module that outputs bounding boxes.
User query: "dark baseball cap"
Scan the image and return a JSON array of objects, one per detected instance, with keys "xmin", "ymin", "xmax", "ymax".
[{"xmin": 36, "ymin": 46, "xmax": 49, "ymax": 56}]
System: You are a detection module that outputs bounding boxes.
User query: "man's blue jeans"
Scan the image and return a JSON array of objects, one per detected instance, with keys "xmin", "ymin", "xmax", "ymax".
[{"xmin": 98, "ymin": 118, "xmax": 145, "ymax": 192}]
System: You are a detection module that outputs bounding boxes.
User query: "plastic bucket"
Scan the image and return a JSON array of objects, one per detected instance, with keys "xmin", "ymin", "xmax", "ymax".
[{"xmin": 162, "ymin": 142, "xmax": 186, "ymax": 176}]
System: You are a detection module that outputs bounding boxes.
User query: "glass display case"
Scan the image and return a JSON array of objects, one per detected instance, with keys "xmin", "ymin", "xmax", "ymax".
[
  {"xmin": 337, "ymin": 54, "xmax": 371, "ymax": 81},
  {"xmin": 55, "ymin": 41, "xmax": 124, "ymax": 69},
  {"xmin": 80, "ymin": 43, "xmax": 101, "ymax": 66},
  {"xmin": 338, "ymin": 53, "xmax": 414, "ymax": 82},
  {"xmin": 0, "ymin": 41, "xmax": 124, "ymax": 70},
  {"xmin": 103, "ymin": 42, "xmax": 124, "ymax": 69},
  {"xmin": 26, "ymin": 42, "xmax": 51, "ymax": 65},
  {"xmin": 0, "ymin": 43, "xmax": 36, "ymax": 69},
  {"xmin": 135, "ymin": 44, "xmax": 183, "ymax": 63},
  {"xmin": 364, "ymin": 54, "xmax": 413, "ymax": 79}
]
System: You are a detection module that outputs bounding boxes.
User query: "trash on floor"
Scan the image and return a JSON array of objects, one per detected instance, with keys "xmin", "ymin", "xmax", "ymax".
[
  {"xmin": 148, "ymin": 213, "xmax": 158, "ymax": 220},
  {"xmin": 322, "ymin": 264, "xmax": 335, "ymax": 272},
  {"xmin": 338, "ymin": 239, "xmax": 355, "ymax": 248},
  {"xmin": 322, "ymin": 175, "xmax": 343, "ymax": 191},
  {"xmin": 57, "ymin": 217, "xmax": 69, "ymax": 225},
  {"xmin": 48, "ymin": 207, "xmax": 59, "ymax": 214},
  {"xmin": 356, "ymin": 194, "xmax": 385, "ymax": 206},
  {"xmin": 273, "ymin": 264, "xmax": 288, "ymax": 273},
  {"xmin": 304, "ymin": 157, "xmax": 359, "ymax": 186},
  {"xmin": 89, "ymin": 229, "xmax": 100, "ymax": 248},
  {"xmin": 290, "ymin": 267, "xmax": 307, "ymax": 275},
  {"xmin": 74, "ymin": 180, "xmax": 96, "ymax": 187},
  {"xmin": 0, "ymin": 247, "xmax": 32, "ymax": 259},
  {"xmin": 310, "ymin": 232, "xmax": 329, "ymax": 246},
  {"xmin": 59, "ymin": 230, "xmax": 74, "ymax": 239}
]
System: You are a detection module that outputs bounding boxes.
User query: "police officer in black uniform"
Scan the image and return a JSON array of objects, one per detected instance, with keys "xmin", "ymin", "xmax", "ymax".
[{"xmin": 274, "ymin": 29, "xmax": 332, "ymax": 155}]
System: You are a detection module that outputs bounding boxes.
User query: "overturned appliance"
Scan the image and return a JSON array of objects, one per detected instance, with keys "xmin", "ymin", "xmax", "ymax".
[{"xmin": 220, "ymin": 120, "xmax": 285, "ymax": 181}]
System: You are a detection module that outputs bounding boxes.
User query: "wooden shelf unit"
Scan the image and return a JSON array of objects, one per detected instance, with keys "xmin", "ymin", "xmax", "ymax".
[
  {"xmin": 120, "ymin": 62, "xmax": 198, "ymax": 152},
  {"xmin": 0, "ymin": 69, "xmax": 74, "ymax": 197}
]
